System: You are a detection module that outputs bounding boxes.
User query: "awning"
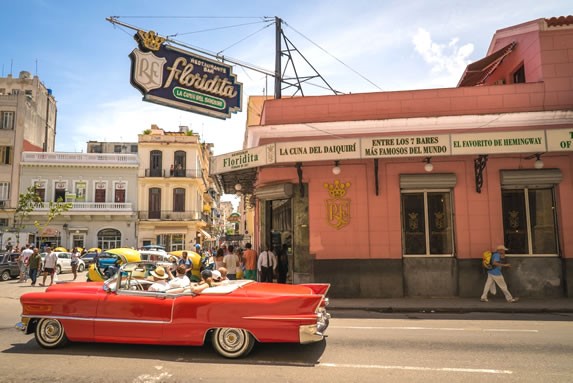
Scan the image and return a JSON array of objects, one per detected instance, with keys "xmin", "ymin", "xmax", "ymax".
[
  {"xmin": 458, "ymin": 41, "xmax": 516, "ymax": 87},
  {"xmin": 39, "ymin": 227, "xmax": 59, "ymax": 236},
  {"xmin": 198, "ymin": 228, "xmax": 212, "ymax": 239},
  {"xmin": 215, "ymin": 167, "xmax": 258, "ymax": 195}
]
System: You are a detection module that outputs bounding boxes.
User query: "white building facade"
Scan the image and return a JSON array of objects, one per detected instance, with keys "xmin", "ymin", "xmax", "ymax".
[{"xmin": 19, "ymin": 152, "xmax": 138, "ymax": 250}]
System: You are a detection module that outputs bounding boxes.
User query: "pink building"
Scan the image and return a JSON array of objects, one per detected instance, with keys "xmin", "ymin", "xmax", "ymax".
[{"xmin": 211, "ymin": 16, "xmax": 573, "ymax": 298}]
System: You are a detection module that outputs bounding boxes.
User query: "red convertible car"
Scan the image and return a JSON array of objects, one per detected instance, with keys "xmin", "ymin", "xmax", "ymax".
[{"xmin": 17, "ymin": 262, "xmax": 330, "ymax": 358}]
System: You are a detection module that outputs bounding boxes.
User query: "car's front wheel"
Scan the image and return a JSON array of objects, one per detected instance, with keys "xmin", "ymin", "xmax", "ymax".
[
  {"xmin": 1, "ymin": 270, "xmax": 11, "ymax": 281},
  {"xmin": 56, "ymin": 265, "xmax": 62, "ymax": 275},
  {"xmin": 211, "ymin": 328, "xmax": 255, "ymax": 358},
  {"xmin": 78, "ymin": 264, "xmax": 85, "ymax": 272},
  {"xmin": 35, "ymin": 318, "xmax": 69, "ymax": 349}
]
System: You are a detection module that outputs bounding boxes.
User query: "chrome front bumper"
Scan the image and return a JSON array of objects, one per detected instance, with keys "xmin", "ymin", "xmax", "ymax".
[{"xmin": 299, "ymin": 309, "xmax": 330, "ymax": 344}]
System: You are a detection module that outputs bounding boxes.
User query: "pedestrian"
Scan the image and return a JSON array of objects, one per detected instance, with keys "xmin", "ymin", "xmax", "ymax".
[
  {"xmin": 215, "ymin": 248, "xmax": 225, "ymax": 269},
  {"xmin": 481, "ymin": 245, "xmax": 519, "ymax": 303},
  {"xmin": 277, "ymin": 244, "xmax": 289, "ymax": 284},
  {"xmin": 71, "ymin": 247, "xmax": 80, "ymax": 280},
  {"xmin": 257, "ymin": 245, "xmax": 277, "ymax": 283},
  {"xmin": 40, "ymin": 247, "xmax": 57, "ymax": 287},
  {"xmin": 27, "ymin": 247, "xmax": 42, "ymax": 286},
  {"xmin": 19, "ymin": 244, "xmax": 34, "ymax": 282},
  {"xmin": 223, "ymin": 245, "xmax": 240, "ymax": 280},
  {"xmin": 242, "ymin": 243, "xmax": 258, "ymax": 281}
]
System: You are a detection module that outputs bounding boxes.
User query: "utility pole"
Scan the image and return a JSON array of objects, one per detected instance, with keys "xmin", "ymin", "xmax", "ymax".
[{"xmin": 274, "ymin": 16, "xmax": 282, "ymax": 100}]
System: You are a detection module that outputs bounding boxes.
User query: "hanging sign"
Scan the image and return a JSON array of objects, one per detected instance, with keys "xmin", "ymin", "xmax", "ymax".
[
  {"xmin": 210, "ymin": 144, "xmax": 275, "ymax": 175},
  {"xmin": 129, "ymin": 30, "xmax": 243, "ymax": 120}
]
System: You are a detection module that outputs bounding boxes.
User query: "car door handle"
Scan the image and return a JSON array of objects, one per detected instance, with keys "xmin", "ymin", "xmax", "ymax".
[{"xmin": 156, "ymin": 295, "xmax": 166, "ymax": 300}]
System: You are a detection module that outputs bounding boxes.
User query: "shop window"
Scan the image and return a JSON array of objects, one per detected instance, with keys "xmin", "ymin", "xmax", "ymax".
[
  {"xmin": 401, "ymin": 191, "xmax": 453, "ymax": 256},
  {"xmin": 502, "ymin": 188, "xmax": 558, "ymax": 255},
  {"xmin": 97, "ymin": 228, "xmax": 121, "ymax": 250}
]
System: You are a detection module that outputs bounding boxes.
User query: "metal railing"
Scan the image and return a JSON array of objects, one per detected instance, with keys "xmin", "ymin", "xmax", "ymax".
[
  {"xmin": 138, "ymin": 210, "xmax": 204, "ymax": 221},
  {"xmin": 22, "ymin": 152, "xmax": 138, "ymax": 165},
  {"xmin": 32, "ymin": 202, "xmax": 133, "ymax": 211},
  {"xmin": 145, "ymin": 168, "xmax": 203, "ymax": 178}
]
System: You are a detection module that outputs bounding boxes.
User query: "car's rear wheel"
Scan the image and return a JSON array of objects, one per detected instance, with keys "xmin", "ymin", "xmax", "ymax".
[
  {"xmin": 211, "ymin": 328, "xmax": 255, "ymax": 358},
  {"xmin": 1, "ymin": 270, "xmax": 11, "ymax": 281},
  {"xmin": 35, "ymin": 318, "xmax": 69, "ymax": 349},
  {"xmin": 56, "ymin": 265, "xmax": 62, "ymax": 275},
  {"xmin": 78, "ymin": 264, "xmax": 85, "ymax": 272}
]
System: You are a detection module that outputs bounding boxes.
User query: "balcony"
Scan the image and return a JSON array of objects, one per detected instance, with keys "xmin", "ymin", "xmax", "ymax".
[
  {"xmin": 22, "ymin": 152, "xmax": 138, "ymax": 165},
  {"xmin": 139, "ymin": 210, "xmax": 203, "ymax": 221},
  {"xmin": 145, "ymin": 168, "xmax": 203, "ymax": 178},
  {"xmin": 32, "ymin": 202, "xmax": 133, "ymax": 211}
]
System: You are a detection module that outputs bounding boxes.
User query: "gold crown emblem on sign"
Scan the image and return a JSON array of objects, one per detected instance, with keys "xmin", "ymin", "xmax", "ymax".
[
  {"xmin": 135, "ymin": 30, "xmax": 166, "ymax": 51},
  {"xmin": 323, "ymin": 179, "xmax": 351, "ymax": 198}
]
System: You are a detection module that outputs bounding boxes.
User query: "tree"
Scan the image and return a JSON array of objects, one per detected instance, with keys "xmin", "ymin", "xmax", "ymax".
[{"xmin": 15, "ymin": 186, "xmax": 72, "ymax": 234}]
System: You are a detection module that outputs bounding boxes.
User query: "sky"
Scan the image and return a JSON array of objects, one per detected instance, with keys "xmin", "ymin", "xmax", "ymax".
[{"xmin": 2, "ymin": 1, "xmax": 571, "ymax": 157}]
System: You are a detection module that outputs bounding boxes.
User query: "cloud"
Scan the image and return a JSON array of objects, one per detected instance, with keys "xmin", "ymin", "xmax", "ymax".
[{"xmin": 412, "ymin": 27, "xmax": 474, "ymax": 84}]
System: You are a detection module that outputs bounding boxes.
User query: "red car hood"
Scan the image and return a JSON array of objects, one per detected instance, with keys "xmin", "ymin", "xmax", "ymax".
[{"xmin": 44, "ymin": 282, "xmax": 104, "ymax": 294}]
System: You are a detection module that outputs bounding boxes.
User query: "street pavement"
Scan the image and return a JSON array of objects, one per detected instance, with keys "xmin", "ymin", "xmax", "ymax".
[{"xmin": 2, "ymin": 270, "xmax": 572, "ymax": 315}]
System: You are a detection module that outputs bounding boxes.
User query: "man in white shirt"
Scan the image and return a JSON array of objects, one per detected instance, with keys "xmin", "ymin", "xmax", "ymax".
[
  {"xmin": 19, "ymin": 244, "xmax": 34, "ymax": 282},
  {"xmin": 257, "ymin": 245, "xmax": 277, "ymax": 283},
  {"xmin": 40, "ymin": 247, "xmax": 58, "ymax": 287},
  {"xmin": 168, "ymin": 265, "xmax": 191, "ymax": 289}
]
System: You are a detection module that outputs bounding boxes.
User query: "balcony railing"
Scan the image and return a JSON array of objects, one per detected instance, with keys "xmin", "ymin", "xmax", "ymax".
[
  {"xmin": 22, "ymin": 152, "xmax": 138, "ymax": 165},
  {"xmin": 32, "ymin": 202, "xmax": 133, "ymax": 211},
  {"xmin": 145, "ymin": 168, "xmax": 202, "ymax": 178},
  {"xmin": 138, "ymin": 210, "xmax": 203, "ymax": 221}
]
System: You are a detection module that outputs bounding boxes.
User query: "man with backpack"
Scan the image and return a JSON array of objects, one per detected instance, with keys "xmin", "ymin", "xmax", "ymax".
[{"xmin": 480, "ymin": 244, "xmax": 519, "ymax": 303}]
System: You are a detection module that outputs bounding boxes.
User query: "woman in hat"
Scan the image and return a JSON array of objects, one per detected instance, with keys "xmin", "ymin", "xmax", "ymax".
[{"xmin": 148, "ymin": 266, "xmax": 170, "ymax": 292}]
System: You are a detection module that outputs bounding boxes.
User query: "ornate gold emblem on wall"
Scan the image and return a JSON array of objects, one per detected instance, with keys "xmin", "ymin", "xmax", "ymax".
[{"xmin": 324, "ymin": 179, "xmax": 351, "ymax": 229}]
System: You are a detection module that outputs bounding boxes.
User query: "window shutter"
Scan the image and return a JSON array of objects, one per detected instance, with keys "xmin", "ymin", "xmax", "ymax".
[{"xmin": 400, "ymin": 173, "xmax": 457, "ymax": 189}]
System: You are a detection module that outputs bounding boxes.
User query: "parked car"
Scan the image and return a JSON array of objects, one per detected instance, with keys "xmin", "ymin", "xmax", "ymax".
[
  {"xmin": 40, "ymin": 252, "xmax": 86, "ymax": 274},
  {"xmin": 80, "ymin": 252, "xmax": 99, "ymax": 267},
  {"xmin": 0, "ymin": 253, "xmax": 20, "ymax": 281},
  {"xmin": 18, "ymin": 261, "xmax": 330, "ymax": 358}
]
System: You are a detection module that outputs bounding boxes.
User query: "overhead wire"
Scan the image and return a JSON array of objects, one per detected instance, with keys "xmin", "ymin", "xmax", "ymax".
[
  {"xmin": 283, "ymin": 21, "xmax": 383, "ymax": 91},
  {"xmin": 217, "ymin": 22, "xmax": 273, "ymax": 56},
  {"xmin": 168, "ymin": 20, "xmax": 271, "ymax": 38}
]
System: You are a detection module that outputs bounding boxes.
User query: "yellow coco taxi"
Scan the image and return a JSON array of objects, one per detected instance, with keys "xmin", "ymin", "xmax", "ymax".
[{"xmin": 87, "ymin": 248, "xmax": 141, "ymax": 282}]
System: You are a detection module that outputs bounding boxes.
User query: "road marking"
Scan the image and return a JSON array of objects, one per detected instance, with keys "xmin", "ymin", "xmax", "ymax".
[
  {"xmin": 319, "ymin": 363, "xmax": 513, "ymax": 374},
  {"xmin": 332, "ymin": 326, "xmax": 538, "ymax": 333}
]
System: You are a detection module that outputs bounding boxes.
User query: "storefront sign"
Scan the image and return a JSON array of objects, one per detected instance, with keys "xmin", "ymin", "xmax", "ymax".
[
  {"xmin": 546, "ymin": 128, "xmax": 573, "ymax": 151},
  {"xmin": 361, "ymin": 134, "xmax": 450, "ymax": 158},
  {"xmin": 129, "ymin": 30, "xmax": 243, "ymax": 120},
  {"xmin": 275, "ymin": 138, "xmax": 361, "ymax": 163},
  {"xmin": 451, "ymin": 130, "xmax": 546, "ymax": 155},
  {"xmin": 210, "ymin": 144, "xmax": 275, "ymax": 174}
]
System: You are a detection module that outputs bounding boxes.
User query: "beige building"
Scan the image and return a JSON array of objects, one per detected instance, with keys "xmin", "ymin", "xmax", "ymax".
[
  {"xmin": 0, "ymin": 71, "xmax": 56, "ymax": 245},
  {"xmin": 137, "ymin": 124, "xmax": 220, "ymax": 250}
]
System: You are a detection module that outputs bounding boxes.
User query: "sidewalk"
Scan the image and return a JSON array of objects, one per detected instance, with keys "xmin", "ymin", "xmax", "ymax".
[{"xmin": 328, "ymin": 297, "xmax": 573, "ymax": 313}]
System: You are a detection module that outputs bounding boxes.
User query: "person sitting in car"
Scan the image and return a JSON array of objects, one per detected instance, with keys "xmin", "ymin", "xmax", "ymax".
[
  {"xmin": 167, "ymin": 265, "xmax": 191, "ymax": 289},
  {"xmin": 147, "ymin": 266, "xmax": 170, "ymax": 292},
  {"xmin": 189, "ymin": 269, "xmax": 214, "ymax": 294}
]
